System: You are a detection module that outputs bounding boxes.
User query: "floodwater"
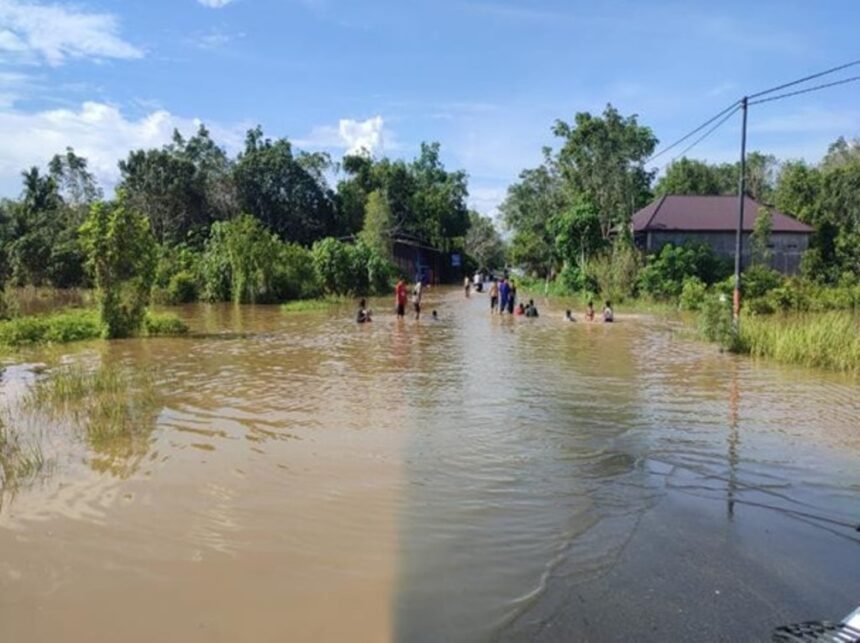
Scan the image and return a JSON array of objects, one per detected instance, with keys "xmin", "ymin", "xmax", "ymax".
[{"xmin": 1, "ymin": 289, "xmax": 859, "ymax": 642}]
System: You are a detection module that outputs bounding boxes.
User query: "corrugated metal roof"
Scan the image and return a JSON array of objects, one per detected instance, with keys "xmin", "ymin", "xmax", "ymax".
[{"xmin": 632, "ymin": 195, "xmax": 814, "ymax": 233}]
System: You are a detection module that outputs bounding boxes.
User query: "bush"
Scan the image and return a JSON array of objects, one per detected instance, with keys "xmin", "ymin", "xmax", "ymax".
[
  {"xmin": 165, "ymin": 270, "xmax": 198, "ymax": 304},
  {"xmin": 698, "ymin": 294, "xmax": 739, "ymax": 351},
  {"xmin": 639, "ymin": 242, "xmax": 731, "ymax": 300},
  {"xmin": 143, "ymin": 312, "xmax": 189, "ymax": 336},
  {"xmin": 0, "ymin": 309, "xmax": 102, "ymax": 347},
  {"xmin": 79, "ymin": 197, "xmax": 158, "ymax": 338},
  {"xmin": 585, "ymin": 239, "xmax": 641, "ymax": 302},
  {"xmin": 742, "ymin": 265, "xmax": 783, "ymax": 299},
  {"xmin": 311, "ymin": 237, "xmax": 394, "ymax": 296},
  {"xmin": 678, "ymin": 276, "xmax": 707, "ymax": 311}
]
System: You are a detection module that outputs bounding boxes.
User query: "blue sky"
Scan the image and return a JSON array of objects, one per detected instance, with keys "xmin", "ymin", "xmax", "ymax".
[{"xmin": 0, "ymin": 0, "xmax": 858, "ymax": 214}]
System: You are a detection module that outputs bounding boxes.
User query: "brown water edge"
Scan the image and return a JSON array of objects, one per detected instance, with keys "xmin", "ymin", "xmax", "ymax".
[{"xmin": 0, "ymin": 289, "xmax": 859, "ymax": 643}]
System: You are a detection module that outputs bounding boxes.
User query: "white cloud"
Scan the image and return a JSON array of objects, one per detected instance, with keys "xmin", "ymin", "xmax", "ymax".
[
  {"xmin": 0, "ymin": 0, "xmax": 142, "ymax": 65},
  {"xmin": 299, "ymin": 115, "xmax": 391, "ymax": 155},
  {"xmin": 188, "ymin": 27, "xmax": 245, "ymax": 50},
  {"xmin": 197, "ymin": 0, "xmax": 234, "ymax": 7},
  {"xmin": 0, "ymin": 101, "xmax": 245, "ymax": 196}
]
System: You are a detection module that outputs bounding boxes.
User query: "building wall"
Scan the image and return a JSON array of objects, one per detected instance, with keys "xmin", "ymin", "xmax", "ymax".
[{"xmin": 644, "ymin": 231, "xmax": 810, "ymax": 274}]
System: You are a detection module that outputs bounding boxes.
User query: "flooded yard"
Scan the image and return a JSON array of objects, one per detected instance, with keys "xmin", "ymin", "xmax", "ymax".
[{"xmin": 1, "ymin": 289, "xmax": 858, "ymax": 642}]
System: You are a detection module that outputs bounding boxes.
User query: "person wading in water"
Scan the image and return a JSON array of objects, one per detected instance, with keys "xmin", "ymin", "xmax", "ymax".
[
  {"xmin": 412, "ymin": 279, "xmax": 424, "ymax": 320},
  {"xmin": 395, "ymin": 279, "xmax": 408, "ymax": 318}
]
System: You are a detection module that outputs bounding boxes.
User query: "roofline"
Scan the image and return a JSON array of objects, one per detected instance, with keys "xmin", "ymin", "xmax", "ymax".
[
  {"xmin": 635, "ymin": 228, "xmax": 813, "ymax": 234},
  {"xmin": 642, "ymin": 194, "xmax": 667, "ymax": 231}
]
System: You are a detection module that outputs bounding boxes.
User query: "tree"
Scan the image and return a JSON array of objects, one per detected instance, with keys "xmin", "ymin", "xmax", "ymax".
[
  {"xmin": 464, "ymin": 211, "xmax": 506, "ymax": 271},
  {"xmin": 751, "ymin": 207, "xmax": 773, "ymax": 266},
  {"xmin": 48, "ymin": 147, "xmax": 102, "ymax": 208},
  {"xmin": 501, "ymin": 150, "xmax": 567, "ymax": 277},
  {"xmin": 233, "ymin": 126, "xmax": 337, "ymax": 245},
  {"xmin": 654, "ymin": 158, "xmax": 734, "ymax": 196},
  {"xmin": 550, "ymin": 197, "xmax": 604, "ymax": 269},
  {"xmin": 553, "ymin": 104, "xmax": 657, "ymax": 238},
  {"xmin": 119, "ymin": 125, "xmax": 235, "ymax": 246},
  {"xmin": 359, "ymin": 189, "xmax": 393, "ymax": 260},
  {"xmin": 79, "ymin": 194, "xmax": 157, "ymax": 338}
]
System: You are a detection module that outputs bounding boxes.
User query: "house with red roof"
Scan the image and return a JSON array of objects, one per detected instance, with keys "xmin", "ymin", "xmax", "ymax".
[{"xmin": 632, "ymin": 195, "xmax": 814, "ymax": 274}]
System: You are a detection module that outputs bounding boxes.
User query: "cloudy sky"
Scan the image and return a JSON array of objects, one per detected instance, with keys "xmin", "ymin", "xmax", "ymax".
[{"xmin": 0, "ymin": 0, "xmax": 858, "ymax": 214}]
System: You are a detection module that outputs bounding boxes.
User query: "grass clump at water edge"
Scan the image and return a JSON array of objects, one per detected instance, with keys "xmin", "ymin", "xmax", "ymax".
[
  {"xmin": 280, "ymin": 296, "xmax": 349, "ymax": 313},
  {"xmin": 0, "ymin": 416, "xmax": 46, "ymax": 499}
]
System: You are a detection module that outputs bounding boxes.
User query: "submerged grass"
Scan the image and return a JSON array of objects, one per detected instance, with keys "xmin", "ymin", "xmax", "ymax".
[
  {"xmin": 737, "ymin": 311, "xmax": 860, "ymax": 373},
  {"xmin": 280, "ymin": 296, "xmax": 349, "ymax": 313},
  {"xmin": 0, "ymin": 416, "xmax": 46, "ymax": 498},
  {"xmin": 27, "ymin": 362, "xmax": 160, "ymax": 475},
  {"xmin": 0, "ymin": 308, "xmax": 188, "ymax": 349}
]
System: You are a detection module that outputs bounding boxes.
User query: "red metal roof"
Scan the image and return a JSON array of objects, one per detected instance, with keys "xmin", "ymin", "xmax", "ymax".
[{"xmin": 632, "ymin": 195, "xmax": 813, "ymax": 233}]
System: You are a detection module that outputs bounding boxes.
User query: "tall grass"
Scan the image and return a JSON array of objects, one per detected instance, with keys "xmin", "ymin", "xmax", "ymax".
[
  {"xmin": 0, "ymin": 417, "xmax": 46, "ymax": 495},
  {"xmin": 27, "ymin": 363, "xmax": 160, "ymax": 475},
  {"xmin": 280, "ymin": 296, "xmax": 349, "ymax": 313},
  {"xmin": 737, "ymin": 311, "xmax": 860, "ymax": 373}
]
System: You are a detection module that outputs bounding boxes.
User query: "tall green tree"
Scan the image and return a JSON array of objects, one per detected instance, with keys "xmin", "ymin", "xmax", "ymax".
[
  {"xmin": 79, "ymin": 194, "xmax": 157, "ymax": 338},
  {"xmin": 552, "ymin": 104, "xmax": 657, "ymax": 237},
  {"xmin": 464, "ymin": 211, "xmax": 506, "ymax": 272},
  {"xmin": 654, "ymin": 158, "xmax": 734, "ymax": 196},
  {"xmin": 359, "ymin": 189, "xmax": 393, "ymax": 260},
  {"xmin": 233, "ymin": 126, "xmax": 337, "ymax": 244}
]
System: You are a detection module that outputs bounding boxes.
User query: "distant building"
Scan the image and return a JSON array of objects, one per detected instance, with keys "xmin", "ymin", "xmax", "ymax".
[{"xmin": 632, "ymin": 195, "xmax": 814, "ymax": 274}]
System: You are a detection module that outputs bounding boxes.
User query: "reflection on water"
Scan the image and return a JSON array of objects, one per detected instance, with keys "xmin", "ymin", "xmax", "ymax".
[{"xmin": 0, "ymin": 293, "xmax": 859, "ymax": 642}]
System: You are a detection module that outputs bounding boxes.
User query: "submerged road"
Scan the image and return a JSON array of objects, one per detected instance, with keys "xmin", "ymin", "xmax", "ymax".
[{"xmin": 1, "ymin": 288, "xmax": 859, "ymax": 642}]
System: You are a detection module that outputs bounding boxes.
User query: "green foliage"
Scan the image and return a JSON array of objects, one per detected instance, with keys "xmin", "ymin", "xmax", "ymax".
[
  {"xmin": 311, "ymin": 237, "xmax": 393, "ymax": 296},
  {"xmin": 359, "ymin": 189, "xmax": 393, "ymax": 260},
  {"xmin": 736, "ymin": 311, "xmax": 860, "ymax": 372},
  {"xmin": 551, "ymin": 197, "xmax": 605, "ymax": 270},
  {"xmin": 654, "ymin": 158, "xmax": 736, "ymax": 196},
  {"xmin": 79, "ymin": 196, "xmax": 158, "ymax": 338},
  {"xmin": 584, "ymin": 237, "xmax": 642, "ymax": 301},
  {"xmin": 741, "ymin": 264, "xmax": 783, "ymax": 299},
  {"xmin": 0, "ymin": 309, "xmax": 102, "ymax": 347},
  {"xmin": 143, "ymin": 312, "xmax": 189, "ymax": 336},
  {"xmin": 201, "ymin": 215, "xmax": 319, "ymax": 304},
  {"xmin": 280, "ymin": 296, "xmax": 348, "ymax": 313},
  {"xmin": 553, "ymin": 105, "xmax": 657, "ymax": 237},
  {"xmin": 698, "ymin": 294, "xmax": 739, "ymax": 351},
  {"xmin": 166, "ymin": 271, "xmax": 198, "ymax": 304},
  {"xmin": 119, "ymin": 125, "xmax": 235, "ymax": 246},
  {"xmin": 639, "ymin": 242, "xmax": 731, "ymax": 299},
  {"xmin": 464, "ymin": 210, "xmax": 506, "ymax": 271},
  {"xmin": 678, "ymin": 276, "xmax": 707, "ymax": 311},
  {"xmin": 751, "ymin": 207, "xmax": 773, "ymax": 266}
]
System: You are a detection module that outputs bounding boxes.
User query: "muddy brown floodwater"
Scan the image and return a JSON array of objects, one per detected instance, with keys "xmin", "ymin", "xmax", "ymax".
[{"xmin": 1, "ymin": 288, "xmax": 859, "ymax": 642}]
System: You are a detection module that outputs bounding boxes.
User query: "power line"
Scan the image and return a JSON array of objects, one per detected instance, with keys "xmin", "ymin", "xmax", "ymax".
[
  {"xmin": 749, "ymin": 58, "xmax": 860, "ymax": 99},
  {"xmin": 668, "ymin": 104, "xmax": 741, "ymax": 164},
  {"xmin": 645, "ymin": 100, "xmax": 740, "ymax": 164},
  {"xmin": 749, "ymin": 74, "xmax": 860, "ymax": 105}
]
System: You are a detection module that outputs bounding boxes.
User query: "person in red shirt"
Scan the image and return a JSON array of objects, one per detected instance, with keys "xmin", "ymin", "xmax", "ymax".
[{"xmin": 395, "ymin": 279, "xmax": 408, "ymax": 317}]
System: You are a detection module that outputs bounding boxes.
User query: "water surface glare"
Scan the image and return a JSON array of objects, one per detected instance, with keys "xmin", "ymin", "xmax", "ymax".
[{"xmin": 1, "ymin": 290, "xmax": 858, "ymax": 642}]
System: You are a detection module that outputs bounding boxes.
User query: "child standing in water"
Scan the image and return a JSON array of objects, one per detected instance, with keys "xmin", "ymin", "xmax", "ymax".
[
  {"xmin": 412, "ymin": 280, "xmax": 423, "ymax": 320},
  {"xmin": 395, "ymin": 279, "xmax": 407, "ymax": 318},
  {"xmin": 585, "ymin": 301, "xmax": 595, "ymax": 322},
  {"xmin": 489, "ymin": 278, "xmax": 499, "ymax": 312},
  {"xmin": 356, "ymin": 298, "xmax": 372, "ymax": 323}
]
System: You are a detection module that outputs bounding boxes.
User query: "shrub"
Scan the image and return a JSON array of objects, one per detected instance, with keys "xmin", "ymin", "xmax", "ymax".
[
  {"xmin": 79, "ymin": 196, "xmax": 157, "ymax": 338},
  {"xmin": 698, "ymin": 294, "xmax": 739, "ymax": 351},
  {"xmin": 678, "ymin": 276, "xmax": 707, "ymax": 311},
  {"xmin": 311, "ymin": 237, "xmax": 394, "ymax": 296},
  {"xmin": 741, "ymin": 265, "xmax": 783, "ymax": 299},
  {"xmin": 0, "ymin": 309, "xmax": 102, "ymax": 347},
  {"xmin": 585, "ymin": 239, "xmax": 641, "ymax": 302},
  {"xmin": 165, "ymin": 270, "xmax": 198, "ymax": 304},
  {"xmin": 143, "ymin": 312, "xmax": 189, "ymax": 336},
  {"xmin": 639, "ymin": 242, "xmax": 731, "ymax": 300}
]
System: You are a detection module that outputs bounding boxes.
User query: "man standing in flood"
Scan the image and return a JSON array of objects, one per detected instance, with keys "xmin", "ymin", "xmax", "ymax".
[
  {"xmin": 498, "ymin": 278, "xmax": 510, "ymax": 315},
  {"xmin": 395, "ymin": 279, "xmax": 408, "ymax": 318}
]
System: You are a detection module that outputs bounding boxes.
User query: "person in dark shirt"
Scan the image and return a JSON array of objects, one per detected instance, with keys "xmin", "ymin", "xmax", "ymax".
[
  {"xmin": 525, "ymin": 299, "xmax": 539, "ymax": 318},
  {"xmin": 356, "ymin": 298, "xmax": 372, "ymax": 323}
]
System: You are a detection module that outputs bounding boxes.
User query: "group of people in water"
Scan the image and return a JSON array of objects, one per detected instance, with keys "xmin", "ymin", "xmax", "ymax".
[
  {"xmin": 565, "ymin": 300, "xmax": 614, "ymax": 323},
  {"xmin": 356, "ymin": 274, "xmax": 615, "ymax": 324}
]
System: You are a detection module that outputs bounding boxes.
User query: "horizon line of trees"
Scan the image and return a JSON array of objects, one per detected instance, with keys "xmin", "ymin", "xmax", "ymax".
[{"xmin": 0, "ymin": 126, "xmax": 516, "ymax": 311}]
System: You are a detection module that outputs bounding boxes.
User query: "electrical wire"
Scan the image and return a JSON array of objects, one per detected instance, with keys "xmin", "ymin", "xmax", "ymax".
[
  {"xmin": 749, "ymin": 58, "xmax": 860, "ymax": 99},
  {"xmin": 668, "ymin": 104, "xmax": 741, "ymax": 164},
  {"xmin": 749, "ymin": 74, "xmax": 860, "ymax": 105},
  {"xmin": 645, "ymin": 100, "xmax": 740, "ymax": 164}
]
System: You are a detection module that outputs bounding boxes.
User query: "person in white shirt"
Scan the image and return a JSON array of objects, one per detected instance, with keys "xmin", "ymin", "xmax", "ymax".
[{"xmin": 413, "ymin": 280, "xmax": 423, "ymax": 320}]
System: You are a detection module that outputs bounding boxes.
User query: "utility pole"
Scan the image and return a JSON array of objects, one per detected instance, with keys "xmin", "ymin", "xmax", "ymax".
[{"xmin": 733, "ymin": 96, "xmax": 749, "ymax": 324}]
